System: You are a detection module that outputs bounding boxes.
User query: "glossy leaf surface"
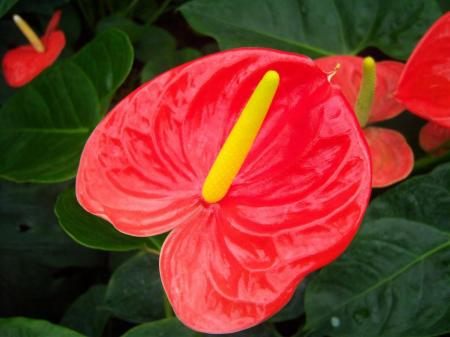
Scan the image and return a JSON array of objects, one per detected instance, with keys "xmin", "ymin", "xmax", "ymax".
[
  {"xmin": 0, "ymin": 29, "xmax": 133, "ymax": 182},
  {"xmin": 364, "ymin": 127, "xmax": 414, "ymax": 187},
  {"xmin": 0, "ymin": 0, "xmax": 18, "ymax": 18},
  {"xmin": 180, "ymin": 0, "xmax": 441, "ymax": 59},
  {"xmin": 0, "ymin": 182, "xmax": 103, "ymax": 318},
  {"xmin": 121, "ymin": 318, "xmax": 197, "ymax": 337},
  {"xmin": 61, "ymin": 285, "xmax": 109, "ymax": 337},
  {"xmin": 315, "ymin": 56, "xmax": 405, "ymax": 123},
  {"xmin": 72, "ymin": 28, "xmax": 134, "ymax": 107},
  {"xmin": 141, "ymin": 47, "xmax": 202, "ymax": 83},
  {"xmin": 0, "ymin": 182, "xmax": 102, "ymax": 268},
  {"xmin": 0, "ymin": 62, "xmax": 99, "ymax": 182},
  {"xmin": 104, "ymin": 253, "xmax": 165, "ymax": 323},
  {"xmin": 269, "ymin": 283, "xmax": 305, "ymax": 322},
  {"xmin": 55, "ymin": 188, "xmax": 148, "ymax": 251},
  {"xmin": 396, "ymin": 12, "xmax": 450, "ymax": 128},
  {"xmin": 419, "ymin": 121, "xmax": 450, "ymax": 154},
  {"xmin": 0, "ymin": 317, "xmax": 86, "ymax": 337},
  {"xmin": 76, "ymin": 48, "xmax": 371, "ymax": 333},
  {"xmin": 2, "ymin": 11, "xmax": 66, "ymax": 87},
  {"xmin": 305, "ymin": 163, "xmax": 450, "ymax": 337}
]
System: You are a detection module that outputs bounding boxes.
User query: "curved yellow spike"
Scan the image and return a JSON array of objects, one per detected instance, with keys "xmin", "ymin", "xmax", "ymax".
[
  {"xmin": 202, "ymin": 70, "xmax": 280, "ymax": 203},
  {"xmin": 13, "ymin": 14, "xmax": 45, "ymax": 53}
]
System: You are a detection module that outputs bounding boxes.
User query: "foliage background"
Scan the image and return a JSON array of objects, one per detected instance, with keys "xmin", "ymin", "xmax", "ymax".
[{"xmin": 0, "ymin": 0, "xmax": 449, "ymax": 336}]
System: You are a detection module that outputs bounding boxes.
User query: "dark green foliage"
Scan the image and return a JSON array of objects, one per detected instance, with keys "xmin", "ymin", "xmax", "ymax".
[
  {"xmin": 305, "ymin": 164, "xmax": 450, "ymax": 337},
  {"xmin": 0, "ymin": 1, "xmax": 449, "ymax": 336}
]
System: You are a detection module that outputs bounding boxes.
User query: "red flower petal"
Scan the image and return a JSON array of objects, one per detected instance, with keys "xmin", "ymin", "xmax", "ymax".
[
  {"xmin": 161, "ymin": 209, "xmax": 308, "ymax": 333},
  {"xmin": 44, "ymin": 10, "xmax": 62, "ymax": 38},
  {"xmin": 316, "ymin": 56, "xmax": 405, "ymax": 123},
  {"xmin": 419, "ymin": 121, "xmax": 450, "ymax": 155},
  {"xmin": 396, "ymin": 13, "xmax": 450, "ymax": 128},
  {"xmin": 363, "ymin": 127, "xmax": 414, "ymax": 188},
  {"xmin": 76, "ymin": 48, "xmax": 371, "ymax": 332},
  {"xmin": 2, "ymin": 12, "xmax": 65, "ymax": 87}
]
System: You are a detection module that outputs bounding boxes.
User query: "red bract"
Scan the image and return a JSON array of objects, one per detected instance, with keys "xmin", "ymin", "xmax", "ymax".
[
  {"xmin": 2, "ymin": 11, "xmax": 65, "ymax": 87},
  {"xmin": 419, "ymin": 122, "xmax": 450, "ymax": 155},
  {"xmin": 316, "ymin": 56, "xmax": 413, "ymax": 188},
  {"xmin": 364, "ymin": 127, "xmax": 414, "ymax": 187},
  {"xmin": 396, "ymin": 12, "xmax": 450, "ymax": 128},
  {"xmin": 316, "ymin": 56, "xmax": 404, "ymax": 123},
  {"xmin": 76, "ymin": 48, "xmax": 371, "ymax": 333}
]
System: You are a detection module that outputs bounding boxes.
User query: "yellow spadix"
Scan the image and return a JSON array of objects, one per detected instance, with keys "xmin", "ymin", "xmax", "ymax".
[
  {"xmin": 202, "ymin": 70, "xmax": 280, "ymax": 203},
  {"xmin": 13, "ymin": 14, "xmax": 45, "ymax": 53}
]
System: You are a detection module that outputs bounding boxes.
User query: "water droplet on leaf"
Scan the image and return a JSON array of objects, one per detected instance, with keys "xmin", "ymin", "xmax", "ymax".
[{"xmin": 331, "ymin": 316, "xmax": 341, "ymax": 328}]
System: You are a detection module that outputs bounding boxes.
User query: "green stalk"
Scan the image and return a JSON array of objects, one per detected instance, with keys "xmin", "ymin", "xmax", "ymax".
[
  {"xmin": 413, "ymin": 150, "xmax": 450, "ymax": 174},
  {"xmin": 163, "ymin": 293, "xmax": 174, "ymax": 318},
  {"xmin": 355, "ymin": 57, "xmax": 376, "ymax": 127}
]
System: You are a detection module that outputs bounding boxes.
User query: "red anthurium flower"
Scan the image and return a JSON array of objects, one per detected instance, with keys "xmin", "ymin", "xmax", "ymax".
[
  {"xmin": 76, "ymin": 48, "xmax": 371, "ymax": 333},
  {"xmin": 419, "ymin": 121, "xmax": 450, "ymax": 155},
  {"xmin": 2, "ymin": 10, "xmax": 65, "ymax": 87},
  {"xmin": 316, "ymin": 56, "xmax": 414, "ymax": 188},
  {"xmin": 396, "ymin": 12, "xmax": 450, "ymax": 128}
]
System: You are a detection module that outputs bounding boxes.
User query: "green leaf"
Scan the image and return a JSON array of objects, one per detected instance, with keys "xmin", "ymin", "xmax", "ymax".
[
  {"xmin": 135, "ymin": 26, "xmax": 176, "ymax": 63},
  {"xmin": 55, "ymin": 187, "xmax": 148, "ymax": 251},
  {"xmin": 204, "ymin": 324, "xmax": 279, "ymax": 337},
  {"xmin": 141, "ymin": 47, "xmax": 202, "ymax": 83},
  {"xmin": 438, "ymin": 0, "xmax": 450, "ymax": 11},
  {"xmin": 304, "ymin": 163, "xmax": 450, "ymax": 337},
  {"xmin": 0, "ymin": 0, "xmax": 17, "ymax": 18},
  {"xmin": 61, "ymin": 285, "xmax": 110, "ymax": 337},
  {"xmin": 0, "ymin": 182, "xmax": 102, "ymax": 268},
  {"xmin": 104, "ymin": 252, "xmax": 165, "ymax": 323},
  {"xmin": 270, "ymin": 283, "xmax": 305, "ymax": 323},
  {"xmin": 96, "ymin": 16, "xmax": 145, "ymax": 43},
  {"xmin": 0, "ymin": 62, "xmax": 100, "ymax": 182},
  {"xmin": 121, "ymin": 318, "xmax": 196, "ymax": 337},
  {"xmin": 0, "ymin": 182, "xmax": 104, "ymax": 317},
  {"xmin": 0, "ymin": 29, "xmax": 133, "ymax": 183},
  {"xmin": 73, "ymin": 29, "xmax": 134, "ymax": 107},
  {"xmin": 0, "ymin": 317, "xmax": 86, "ymax": 337},
  {"xmin": 180, "ymin": 0, "xmax": 441, "ymax": 59}
]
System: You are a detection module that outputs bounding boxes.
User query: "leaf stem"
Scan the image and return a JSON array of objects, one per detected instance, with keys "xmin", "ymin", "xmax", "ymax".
[
  {"xmin": 146, "ymin": 236, "xmax": 162, "ymax": 251},
  {"xmin": 163, "ymin": 292, "xmax": 174, "ymax": 318},
  {"xmin": 413, "ymin": 151, "xmax": 450, "ymax": 173},
  {"xmin": 355, "ymin": 57, "xmax": 376, "ymax": 127},
  {"xmin": 142, "ymin": 245, "xmax": 160, "ymax": 255}
]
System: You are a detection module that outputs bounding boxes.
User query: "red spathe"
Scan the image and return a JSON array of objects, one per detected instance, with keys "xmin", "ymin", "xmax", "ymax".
[
  {"xmin": 316, "ymin": 55, "xmax": 405, "ymax": 123},
  {"xmin": 316, "ymin": 55, "xmax": 412, "ymax": 188},
  {"xmin": 396, "ymin": 12, "xmax": 450, "ymax": 127},
  {"xmin": 2, "ymin": 11, "xmax": 66, "ymax": 87},
  {"xmin": 363, "ymin": 127, "xmax": 414, "ymax": 188},
  {"xmin": 76, "ymin": 48, "xmax": 372, "ymax": 333}
]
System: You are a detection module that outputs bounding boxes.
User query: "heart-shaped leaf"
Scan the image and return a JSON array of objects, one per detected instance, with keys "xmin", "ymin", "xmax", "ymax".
[
  {"xmin": 61, "ymin": 285, "xmax": 110, "ymax": 337},
  {"xmin": 0, "ymin": 29, "xmax": 133, "ymax": 183},
  {"xmin": 55, "ymin": 188, "xmax": 149, "ymax": 251},
  {"xmin": 104, "ymin": 252, "xmax": 165, "ymax": 323},
  {"xmin": 0, "ymin": 182, "xmax": 104, "ymax": 318},
  {"xmin": 0, "ymin": 182, "xmax": 102, "ymax": 268},
  {"xmin": 0, "ymin": 0, "xmax": 17, "ymax": 18},
  {"xmin": 0, "ymin": 317, "xmax": 86, "ymax": 337},
  {"xmin": 180, "ymin": 0, "xmax": 441, "ymax": 59},
  {"xmin": 72, "ymin": 28, "xmax": 134, "ymax": 109},
  {"xmin": 121, "ymin": 318, "xmax": 196, "ymax": 337},
  {"xmin": 304, "ymin": 163, "xmax": 450, "ymax": 337}
]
